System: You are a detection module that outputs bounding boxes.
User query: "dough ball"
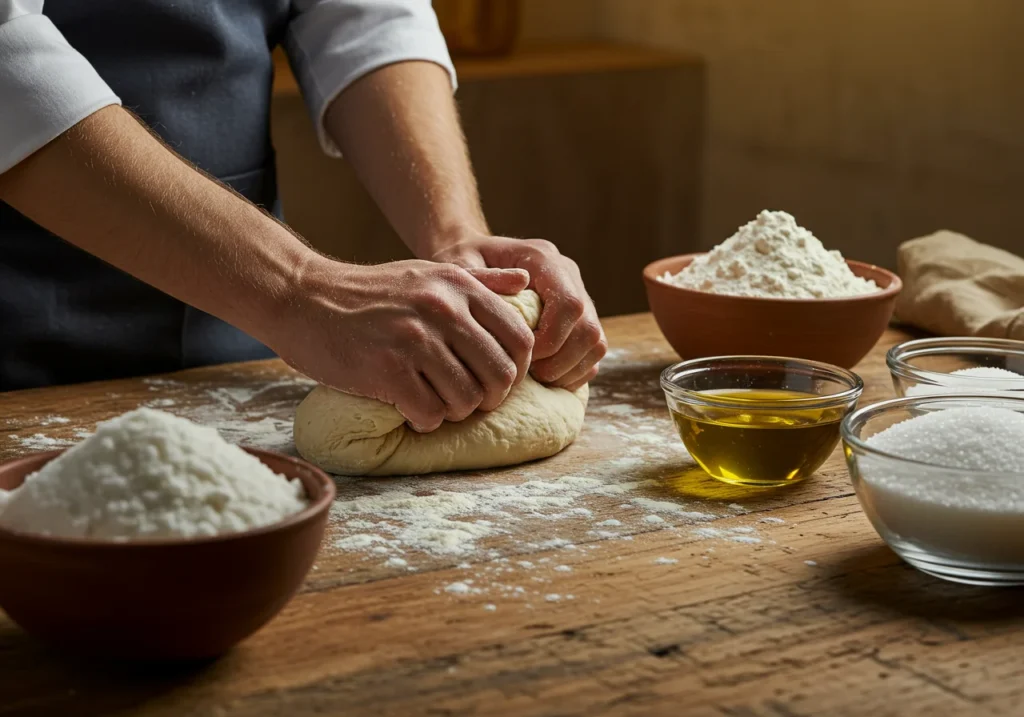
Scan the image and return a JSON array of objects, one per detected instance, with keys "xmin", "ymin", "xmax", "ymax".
[{"xmin": 293, "ymin": 290, "xmax": 589, "ymax": 476}]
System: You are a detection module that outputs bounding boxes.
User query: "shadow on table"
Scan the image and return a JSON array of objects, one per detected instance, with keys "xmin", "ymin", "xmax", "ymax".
[
  {"xmin": 638, "ymin": 464, "xmax": 809, "ymax": 506},
  {"xmin": 825, "ymin": 544, "xmax": 1024, "ymax": 624},
  {"xmin": 0, "ymin": 625, "xmax": 219, "ymax": 717}
]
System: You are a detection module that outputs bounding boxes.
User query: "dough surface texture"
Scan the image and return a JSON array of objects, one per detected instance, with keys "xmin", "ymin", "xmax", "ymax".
[{"xmin": 293, "ymin": 291, "xmax": 589, "ymax": 476}]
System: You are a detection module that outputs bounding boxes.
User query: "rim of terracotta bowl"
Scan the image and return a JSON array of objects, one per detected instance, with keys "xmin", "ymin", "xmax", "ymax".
[
  {"xmin": 0, "ymin": 447, "xmax": 336, "ymax": 549},
  {"xmin": 642, "ymin": 253, "xmax": 903, "ymax": 304}
]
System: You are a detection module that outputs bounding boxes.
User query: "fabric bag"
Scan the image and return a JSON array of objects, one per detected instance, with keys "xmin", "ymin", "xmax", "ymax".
[{"xmin": 896, "ymin": 231, "xmax": 1024, "ymax": 339}]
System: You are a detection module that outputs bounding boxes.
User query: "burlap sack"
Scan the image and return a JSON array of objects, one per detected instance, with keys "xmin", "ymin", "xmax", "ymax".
[{"xmin": 896, "ymin": 231, "xmax": 1024, "ymax": 339}]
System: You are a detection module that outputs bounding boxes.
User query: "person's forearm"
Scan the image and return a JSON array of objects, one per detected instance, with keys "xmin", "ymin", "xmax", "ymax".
[
  {"xmin": 323, "ymin": 61, "xmax": 486, "ymax": 258},
  {"xmin": 0, "ymin": 106, "xmax": 314, "ymax": 343}
]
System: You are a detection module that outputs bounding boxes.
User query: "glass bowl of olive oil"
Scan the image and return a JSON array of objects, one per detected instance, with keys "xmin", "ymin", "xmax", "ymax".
[{"xmin": 662, "ymin": 357, "xmax": 864, "ymax": 488}]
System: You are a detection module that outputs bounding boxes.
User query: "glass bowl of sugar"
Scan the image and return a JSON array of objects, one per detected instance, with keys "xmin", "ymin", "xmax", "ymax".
[
  {"xmin": 887, "ymin": 337, "xmax": 1024, "ymax": 397},
  {"xmin": 842, "ymin": 393, "xmax": 1024, "ymax": 585}
]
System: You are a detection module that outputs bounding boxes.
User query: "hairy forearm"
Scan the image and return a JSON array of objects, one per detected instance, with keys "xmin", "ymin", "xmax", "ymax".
[
  {"xmin": 323, "ymin": 61, "xmax": 487, "ymax": 258},
  {"xmin": 0, "ymin": 106, "xmax": 314, "ymax": 342}
]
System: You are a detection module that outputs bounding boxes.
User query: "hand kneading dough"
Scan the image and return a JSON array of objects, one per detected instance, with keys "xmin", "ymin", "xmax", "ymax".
[{"xmin": 293, "ymin": 290, "xmax": 589, "ymax": 476}]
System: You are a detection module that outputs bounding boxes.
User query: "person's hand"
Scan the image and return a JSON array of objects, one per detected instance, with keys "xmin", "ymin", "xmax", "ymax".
[
  {"xmin": 270, "ymin": 255, "xmax": 534, "ymax": 432},
  {"xmin": 431, "ymin": 233, "xmax": 607, "ymax": 391}
]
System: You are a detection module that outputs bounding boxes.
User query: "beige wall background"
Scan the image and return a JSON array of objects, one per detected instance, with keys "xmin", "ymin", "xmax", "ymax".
[{"xmin": 521, "ymin": 0, "xmax": 1024, "ymax": 266}]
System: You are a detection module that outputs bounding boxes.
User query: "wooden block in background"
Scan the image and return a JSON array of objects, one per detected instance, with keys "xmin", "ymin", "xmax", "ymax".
[{"xmin": 270, "ymin": 43, "xmax": 704, "ymax": 317}]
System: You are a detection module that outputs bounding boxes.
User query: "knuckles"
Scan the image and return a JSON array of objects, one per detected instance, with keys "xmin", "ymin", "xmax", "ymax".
[
  {"xmin": 583, "ymin": 321, "xmax": 607, "ymax": 353},
  {"xmin": 403, "ymin": 399, "xmax": 446, "ymax": 432},
  {"xmin": 446, "ymin": 384, "xmax": 484, "ymax": 422},
  {"xmin": 508, "ymin": 324, "xmax": 536, "ymax": 357},
  {"xmin": 523, "ymin": 238, "xmax": 559, "ymax": 254},
  {"xmin": 392, "ymin": 316, "xmax": 431, "ymax": 345},
  {"xmin": 416, "ymin": 289, "xmax": 460, "ymax": 320},
  {"xmin": 492, "ymin": 359, "xmax": 518, "ymax": 390},
  {"xmin": 559, "ymin": 295, "xmax": 587, "ymax": 322}
]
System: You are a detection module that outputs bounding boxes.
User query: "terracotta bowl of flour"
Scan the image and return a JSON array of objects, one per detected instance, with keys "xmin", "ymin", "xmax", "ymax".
[
  {"xmin": 643, "ymin": 254, "xmax": 902, "ymax": 369},
  {"xmin": 0, "ymin": 448, "xmax": 334, "ymax": 660}
]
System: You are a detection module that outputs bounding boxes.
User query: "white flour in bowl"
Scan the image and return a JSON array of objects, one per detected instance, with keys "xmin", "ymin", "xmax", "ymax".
[
  {"xmin": 0, "ymin": 408, "xmax": 307, "ymax": 540},
  {"xmin": 659, "ymin": 210, "xmax": 879, "ymax": 299}
]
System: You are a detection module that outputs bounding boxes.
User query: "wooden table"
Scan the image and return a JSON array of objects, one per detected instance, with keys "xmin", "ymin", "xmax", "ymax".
[{"xmin": 1, "ymin": 315, "xmax": 1022, "ymax": 717}]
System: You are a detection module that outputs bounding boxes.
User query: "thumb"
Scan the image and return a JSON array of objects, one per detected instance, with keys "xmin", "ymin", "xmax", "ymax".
[{"xmin": 467, "ymin": 267, "xmax": 531, "ymax": 296}]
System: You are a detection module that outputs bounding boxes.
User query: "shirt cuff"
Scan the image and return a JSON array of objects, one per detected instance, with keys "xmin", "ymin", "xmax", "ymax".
[
  {"xmin": 284, "ymin": 0, "xmax": 457, "ymax": 158},
  {"xmin": 0, "ymin": 13, "xmax": 121, "ymax": 174}
]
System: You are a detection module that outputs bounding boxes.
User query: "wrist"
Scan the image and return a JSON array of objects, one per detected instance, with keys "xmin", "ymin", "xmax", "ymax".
[
  {"xmin": 248, "ymin": 239, "xmax": 333, "ymax": 343},
  {"xmin": 409, "ymin": 218, "xmax": 489, "ymax": 260}
]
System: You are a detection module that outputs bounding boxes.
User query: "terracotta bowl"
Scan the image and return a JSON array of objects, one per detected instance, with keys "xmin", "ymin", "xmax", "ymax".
[
  {"xmin": 642, "ymin": 255, "xmax": 902, "ymax": 369},
  {"xmin": 0, "ymin": 448, "xmax": 335, "ymax": 660}
]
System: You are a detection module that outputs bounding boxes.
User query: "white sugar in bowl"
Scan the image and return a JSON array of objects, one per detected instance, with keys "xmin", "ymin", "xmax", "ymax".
[{"xmin": 842, "ymin": 394, "xmax": 1024, "ymax": 586}]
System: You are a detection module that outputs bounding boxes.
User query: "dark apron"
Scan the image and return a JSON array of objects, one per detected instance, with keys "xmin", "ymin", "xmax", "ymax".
[{"xmin": 0, "ymin": 0, "xmax": 291, "ymax": 391}]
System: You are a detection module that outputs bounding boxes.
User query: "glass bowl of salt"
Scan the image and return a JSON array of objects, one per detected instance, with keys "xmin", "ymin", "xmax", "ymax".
[
  {"xmin": 842, "ymin": 393, "xmax": 1024, "ymax": 585},
  {"xmin": 887, "ymin": 337, "xmax": 1024, "ymax": 397}
]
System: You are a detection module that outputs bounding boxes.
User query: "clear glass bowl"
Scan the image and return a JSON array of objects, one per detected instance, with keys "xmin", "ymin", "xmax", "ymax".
[
  {"xmin": 842, "ymin": 394, "xmax": 1024, "ymax": 586},
  {"xmin": 661, "ymin": 356, "xmax": 863, "ymax": 488},
  {"xmin": 887, "ymin": 337, "xmax": 1024, "ymax": 397}
]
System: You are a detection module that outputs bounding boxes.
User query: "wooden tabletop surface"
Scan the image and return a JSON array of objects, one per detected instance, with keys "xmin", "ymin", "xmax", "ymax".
[{"xmin": 1, "ymin": 314, "xmax": 1022, "ymax": 717}]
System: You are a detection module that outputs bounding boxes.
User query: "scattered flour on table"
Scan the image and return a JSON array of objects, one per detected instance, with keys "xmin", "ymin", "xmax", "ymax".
[
  {"xmin": 146, "ymin": 398, "xmax": 178, "ymax": 409},
  {"xmin": 444, "ymin": 582, "xmax": 474, "ymax": 595},
  {"xmin": 0, "ymin": 408, "xmax": 306, "ymax": 539},
  {"xmin": 658, "ymin": 210, "xmax": 879, "ymax": 299},
  {"xmin": 8, "ymin": 433, "xmax": 76, "ymax": 451},
  {"xmin": 169, "ymin": 375, "xmax": 315, "ymax": 454},
  {"xmin": 654, "ymin": 557, "xmax": 678, "ymax": 565},
  {"xmin": 323, "ymin": 373, "xmax": 776, "ymax": 602},
  {"xmin": 38, "ymin": 416, "xmax": 70, "ymax": 426},
  {"xmin": 5, "ymin": 373, "xmax": 315, "ymax": 455},
  {"xmin": 691, "ymin": 526, "xmax": 765, "ymax": 545},
  {"xmin": 4, "ymin": 358, "xmax": 776, "ymax": 603}
]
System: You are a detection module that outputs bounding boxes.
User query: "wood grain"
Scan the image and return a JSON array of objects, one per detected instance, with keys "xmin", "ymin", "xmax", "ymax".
[{"xmin": 1, "ymin": 316, "xmax": 1021, "ymax": 717}]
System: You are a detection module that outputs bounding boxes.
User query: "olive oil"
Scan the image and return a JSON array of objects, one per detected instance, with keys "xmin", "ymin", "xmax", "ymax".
[{"xmin": 670, "ymin": 389, "xmax": 846, "ymax": 487}]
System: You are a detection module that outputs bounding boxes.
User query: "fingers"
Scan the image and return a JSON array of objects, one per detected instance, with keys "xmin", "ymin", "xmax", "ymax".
[
  {"xmin": 532, "ymin": 316, "xmax": 607, "ymax": 387},
  {"xmin": 532, "ymin": 289, "xmax": 585, "ymax": 361},
  {"xmin": 466, "ymin": 289, "xmax": 535, "ymax": 394},
  {"xmin": 420, "ymin": 347, "xmax": 485, "ymax": 423},
  {"xmin": 528, "ymin": 255, "xmax": 588, "ymax": 361},
  {"xmin": 466, "ymin": 267, "xmax": 531, "ymax": 296},
  {"xmin": 391, "ymin": 372, "xmax": 448, "ymax": 433},
  {"xmin": 564, "ymin": 365, "xmax": 600, "ymax": 393},
  {"xmin": 549, "ymin": 341, "xmax": 607, "ymax": 389},
  {"xmin": 447, "ymin": 314, "xmax": 523, "ymax": 412}
]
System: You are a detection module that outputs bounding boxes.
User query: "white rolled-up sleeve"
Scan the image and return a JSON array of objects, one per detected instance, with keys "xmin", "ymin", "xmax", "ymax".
[
  {"xmin": 284, "ymin": 0, "xmax": 457, "ymax": 157},
  {"xmin": 0, "ymin": 0, "xmax": 121, "ymax": 174}
]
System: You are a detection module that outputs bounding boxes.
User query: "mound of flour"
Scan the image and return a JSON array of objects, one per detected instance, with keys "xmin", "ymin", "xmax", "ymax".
[
  {"xmin": 659, "ymin": 210, "xmax": 879, "ymax": 299},
  {"xmin": 0, "ymin": 408, "xmax": 306, "ymax": 540}
]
